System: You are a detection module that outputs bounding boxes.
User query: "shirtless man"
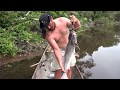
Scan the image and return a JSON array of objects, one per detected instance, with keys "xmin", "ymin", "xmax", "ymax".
[{"xmin": 39, "ymin": 13, "xmax": 81, "ymax": 79}]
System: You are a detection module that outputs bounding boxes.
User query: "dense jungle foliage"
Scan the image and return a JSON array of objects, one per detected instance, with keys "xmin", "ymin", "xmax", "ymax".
[{"xmin": 0, "ymin": 11, "xmax": 120, "ymax": 57}]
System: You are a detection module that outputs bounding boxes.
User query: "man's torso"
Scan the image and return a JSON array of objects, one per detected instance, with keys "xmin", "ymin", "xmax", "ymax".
[{"xmin": 47, "ymin": 17, "xmax": 70, "ymax": 48}]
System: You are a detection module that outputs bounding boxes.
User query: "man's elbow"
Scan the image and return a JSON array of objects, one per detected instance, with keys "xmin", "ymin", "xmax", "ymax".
[
  {"xmin": 74, "ymin": 20, "xmax": 81, "ymax": 29},
  {"xmin": 75, "ymin": 23, "xmax": 81, "ymax": 30},
  {"xmin": 78, "ymin": 21, "xmax": 81, "ymax": 29}
]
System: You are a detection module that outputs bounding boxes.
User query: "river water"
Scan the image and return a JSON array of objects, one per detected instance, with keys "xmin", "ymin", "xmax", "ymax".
[
  {"xmin": 0, "ymin": 29, "xmax": 120, "ymax": 79},
  {"xmin": 90, "ymin": 43, "xmax": 120, "ymax": 79},
  {"xmin": 76, "ymin": 30, "xmax": 120, "ymax": 79},
  {"xmin": 0, "ymin": 56, "xmax": 41, "ymax": 79}
]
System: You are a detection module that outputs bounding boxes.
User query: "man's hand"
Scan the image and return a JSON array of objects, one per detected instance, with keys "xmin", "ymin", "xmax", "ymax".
[
  {"xmin": 60, "ymin": 63, "xmax": 66, "ymax": 72},
  {"xmin": 70, "ymin": 15, "xmax": 78, "ymax": 24},
  {"xmin": 70, "ymin": 15, "xmax": 81, "ymax": 30}
]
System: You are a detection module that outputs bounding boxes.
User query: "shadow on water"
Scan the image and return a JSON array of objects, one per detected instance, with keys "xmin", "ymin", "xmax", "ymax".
[
  {"xmin": 0, "ymin": 56, "xmax": 41, "ymax": 79},
  {"xmin": 76, "ymin": 28, "xmax": 120, "ymax": 79}
]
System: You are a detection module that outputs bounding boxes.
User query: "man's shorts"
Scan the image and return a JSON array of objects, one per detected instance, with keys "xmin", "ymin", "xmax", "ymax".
[{"xmin": 51, "ymin": 48, "xmax": 76, "ymax": 70}]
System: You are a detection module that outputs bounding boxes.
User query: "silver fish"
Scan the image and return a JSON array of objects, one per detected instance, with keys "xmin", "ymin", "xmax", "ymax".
[{"xmin": 61, "ymin": 30, "xmax": 77, "ymax": 79}]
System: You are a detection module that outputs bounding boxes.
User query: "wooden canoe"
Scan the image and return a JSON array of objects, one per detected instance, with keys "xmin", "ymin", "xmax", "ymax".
[
  {"xmin": 32, "ymin": 44, "xmax": 56, "ymax": 79},
  {"xmin": 32, "ymin": 44, "xmax": 84, "ymax": 79}
]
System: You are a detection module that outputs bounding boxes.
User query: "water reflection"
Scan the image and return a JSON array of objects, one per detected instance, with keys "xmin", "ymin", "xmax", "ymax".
[
  {"xmin": 91, "ymin": 43, "xmax": 120, "ymax": 79},
  {"xmin": 76, "ymin": 30, "xmax": 120, "ymax": 79},
  {"xmin": 77, "ymin": 53, "xmax": 96, "ymax": 79}
]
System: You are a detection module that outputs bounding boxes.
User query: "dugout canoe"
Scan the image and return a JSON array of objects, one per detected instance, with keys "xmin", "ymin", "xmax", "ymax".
[
  {"xmin": 32, "ymin": 44, "xmax": 56, "ymax": 79},
  {"xmin": 32, "ymin": 44, "xmax": 84, "ymax": 79}
]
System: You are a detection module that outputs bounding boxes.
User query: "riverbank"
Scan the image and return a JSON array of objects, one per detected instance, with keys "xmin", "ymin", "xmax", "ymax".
[{"xmin": 0, "ymin": 50, "xmax": 44, "ymax": 67}]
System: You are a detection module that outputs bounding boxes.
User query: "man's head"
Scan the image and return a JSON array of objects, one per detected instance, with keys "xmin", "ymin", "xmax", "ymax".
[
  {"xmin": 39, "ymin": 13, "xmax": 55, "ymax": 38},
  {"xmin": 39, "ymin": 13, "xmax": 52, "ymax": 38},
  {"xmin": 39, "ymin": 13, "xmax": 52, "ymax": 31}
]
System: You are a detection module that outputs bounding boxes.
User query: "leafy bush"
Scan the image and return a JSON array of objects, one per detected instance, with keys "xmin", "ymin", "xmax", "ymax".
[
  {"xmin": 0, "ymin": 11, "xmax": 119, "ymax": 57},
  {"xmin": 0, "ymin": 29, "xmax": 18, "ymax": 56}
]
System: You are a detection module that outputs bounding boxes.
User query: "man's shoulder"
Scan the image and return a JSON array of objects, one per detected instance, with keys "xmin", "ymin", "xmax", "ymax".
[
  {"xmin": 55, "ymin": 17, "xmax": 69, "ymax": 20},
  {"xmin": 54, "ymin": 17, "xmax": 70, "ymax": 24}
]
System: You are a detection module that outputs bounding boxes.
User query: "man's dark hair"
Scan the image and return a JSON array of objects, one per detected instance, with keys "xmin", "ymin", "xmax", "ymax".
[{"xmin": 39, "ymin": 13, "xmax": 51, "ymax": 38}]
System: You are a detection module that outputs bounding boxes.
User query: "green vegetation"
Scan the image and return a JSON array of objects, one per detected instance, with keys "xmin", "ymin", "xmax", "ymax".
[{"xmin": 0, "ymin": 11, "xmax": 120, "ymax": 57}]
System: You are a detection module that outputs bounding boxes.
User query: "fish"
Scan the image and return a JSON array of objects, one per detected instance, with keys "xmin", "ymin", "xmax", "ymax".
[{"xmin": 61, "ymin": 30, "xmax": 77, "ymax": 79}]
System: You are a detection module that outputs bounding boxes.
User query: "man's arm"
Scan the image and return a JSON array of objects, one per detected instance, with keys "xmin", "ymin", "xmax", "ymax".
[
  {"xmin": 71, "ymin": 15, "xmax": 81, "ymax": 30},
  {"xmin": 66, "ymin": 15, "xmax": 81, "ymax": 30},
  {"xmin": 46, "ymin": 36, "xmax": 65, "ymax": 72}
]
